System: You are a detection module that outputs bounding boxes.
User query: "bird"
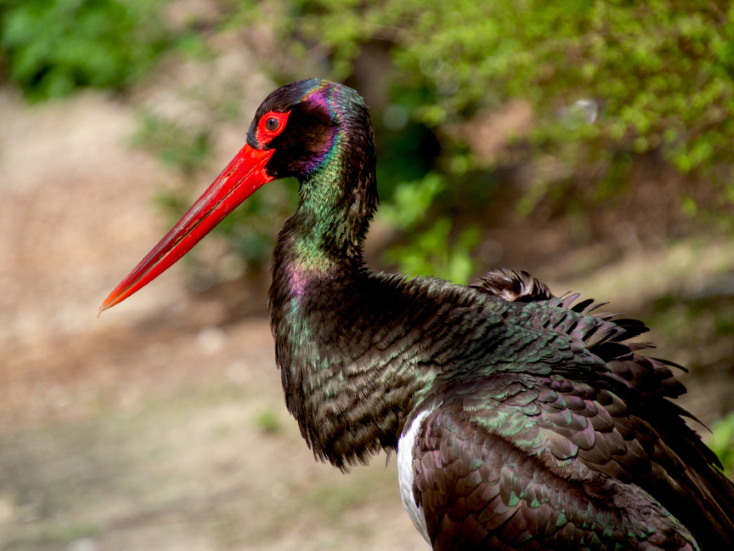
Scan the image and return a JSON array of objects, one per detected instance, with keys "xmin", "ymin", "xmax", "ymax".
[{"xmin": 100, "ymin": 79, "xmax": 734, "ymax": 550}]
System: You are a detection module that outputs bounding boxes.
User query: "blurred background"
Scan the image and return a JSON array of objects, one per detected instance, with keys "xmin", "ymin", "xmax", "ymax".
[{"xmin": 1, "ymin": 0, "xmax": 734, "ymax": 549}]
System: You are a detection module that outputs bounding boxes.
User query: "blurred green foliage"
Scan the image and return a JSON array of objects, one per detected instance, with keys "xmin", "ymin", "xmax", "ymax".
[
  {"xmin": 0, "ymin": 0, "xmax": 169, "ymax": 100},
  {"xmin": 380, "ymin": 173, "xmax": 480, "ymax": 283},
  {"xmin": 709, "ymin": 411, "xmax": 734, "ymax": 476},
  {"xmin": 379, "ymin": 172, "xmax": 444, "ymax": 230},
  {"xmin": 384, "ymin": 218, "xmax": 480, "ymax": 284},
  {"xmin": 277, "ymin": 0, "xmax": 734, "ymax": 213},
  {"xmin": 8, "ymin": 0, "xmax": 734, "ymax": 282},
  {"xmin": 132, "ymin": 0, "xmax": 734, "ymax": 282}
]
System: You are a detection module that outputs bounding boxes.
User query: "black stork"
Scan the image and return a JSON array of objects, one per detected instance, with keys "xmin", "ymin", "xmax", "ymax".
[{"xmin": 100, "ymin": 79, "xmax": 734, "ymax": 550}]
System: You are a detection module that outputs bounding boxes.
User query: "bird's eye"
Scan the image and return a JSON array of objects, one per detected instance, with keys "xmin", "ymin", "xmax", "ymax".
[{"xmin": 256, "ymin": 111, "xmax": 290, "ymax": 141}]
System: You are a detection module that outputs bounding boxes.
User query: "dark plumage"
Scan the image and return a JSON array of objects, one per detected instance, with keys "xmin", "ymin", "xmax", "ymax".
[{"xmin": 102, "ymin": 79, "xmax": 734, "ymax": 550}]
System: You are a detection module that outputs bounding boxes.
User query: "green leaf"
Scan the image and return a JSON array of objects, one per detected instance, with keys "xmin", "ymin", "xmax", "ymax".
[{"xmin": 378, "ymin": 173, "xmax": 445, "ymax": 230}]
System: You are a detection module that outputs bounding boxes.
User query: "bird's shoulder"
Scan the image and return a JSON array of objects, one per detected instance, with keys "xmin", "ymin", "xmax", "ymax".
[{"xmin": 468, "ymin": 267, "xmax": 686, "ymax": 401}]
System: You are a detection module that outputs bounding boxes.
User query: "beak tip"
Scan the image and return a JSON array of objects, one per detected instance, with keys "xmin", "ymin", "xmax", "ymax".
[{"xmin": 97, "ymin": 303, "xmax": 108, "ymax": 318}]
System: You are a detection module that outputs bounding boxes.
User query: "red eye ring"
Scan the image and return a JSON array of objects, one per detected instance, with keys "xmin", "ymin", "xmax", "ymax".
[{"xmin": 256, "ymin": 111, "xmax": 290, "ymax": 144}]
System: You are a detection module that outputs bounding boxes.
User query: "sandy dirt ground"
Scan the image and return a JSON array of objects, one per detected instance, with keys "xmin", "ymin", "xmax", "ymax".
[{"xmin": 1, "ymin": 49, "xmax": 734, "ymax": 551}]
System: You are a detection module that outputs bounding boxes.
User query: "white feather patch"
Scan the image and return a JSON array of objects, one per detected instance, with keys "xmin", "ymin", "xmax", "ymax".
[{"xmin": 397, "ymin": 409, "xmax": 432, "ymax": 545}]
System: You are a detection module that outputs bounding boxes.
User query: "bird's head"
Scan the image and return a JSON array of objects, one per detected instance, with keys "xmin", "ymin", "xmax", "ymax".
[{"xmin": 99, "ymin": 79, "xmax": 375, "ymax": 314}]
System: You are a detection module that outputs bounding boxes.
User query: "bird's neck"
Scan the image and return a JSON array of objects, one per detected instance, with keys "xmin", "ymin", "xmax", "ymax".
[
  {"xmin": 271, "ymin": 139, "xmax": 378, "ymax": 294},
  {"xmin": 267, "ymin": 161, "xmax": 440, "ymax": 468},
  {"xmin": 291, "ymin": 129, "xmax": 378, "ymax": 259}
]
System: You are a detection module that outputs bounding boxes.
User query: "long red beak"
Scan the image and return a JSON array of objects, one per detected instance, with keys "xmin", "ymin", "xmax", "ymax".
[{"xmin": 99, "ymin": 143, "xmax": 275, "ymax": 315}]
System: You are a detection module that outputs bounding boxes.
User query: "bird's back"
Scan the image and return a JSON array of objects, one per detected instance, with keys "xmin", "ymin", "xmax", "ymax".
[{"xmin": 399, "ymin": 268, "xmax": 734, "ymax": 550}]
